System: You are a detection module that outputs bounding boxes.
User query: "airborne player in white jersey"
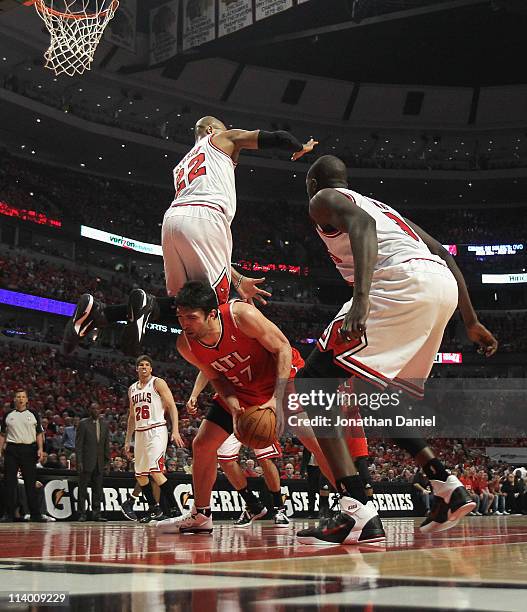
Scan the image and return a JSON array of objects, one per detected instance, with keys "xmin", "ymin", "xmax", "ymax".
[
  {"xmin": 294, "ymin": 155, "xmax": 498, "ymax": 545},
  {"xmin": 123, "ymin": 355, "xmax": 184, "ymax": 522},
  {"xmin": 63, "ymin": 117, "xmax": 317, "ymax": 356}
]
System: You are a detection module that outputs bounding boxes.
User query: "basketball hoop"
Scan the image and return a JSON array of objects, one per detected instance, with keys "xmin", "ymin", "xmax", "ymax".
[{"xmin": 33, "ymin": 0, "xmax": 119, "ymax": 76}]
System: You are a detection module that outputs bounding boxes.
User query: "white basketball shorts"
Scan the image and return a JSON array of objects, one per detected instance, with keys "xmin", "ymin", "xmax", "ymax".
[
  {"xmin": 317, "ymin": 259, "xmax": 458, "ymax": 398},
  {"xmin": 217, "ymin": 433, "xmax": 282, "ymax": 462},
  {"xmin": 162, "ymin": 204, "xmax": 233, "ymax": 303},
  {"xmin": 134, "ymin": 425, "xmax": 168, "ymax": 476}
]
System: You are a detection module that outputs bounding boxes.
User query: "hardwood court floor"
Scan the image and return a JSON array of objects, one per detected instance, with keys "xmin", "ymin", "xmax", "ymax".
[{"xmin": 1, "ymin": 516, "xmax": 527, "ymax": 611}]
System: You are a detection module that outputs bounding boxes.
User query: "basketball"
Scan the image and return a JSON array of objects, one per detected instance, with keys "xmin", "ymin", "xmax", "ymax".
[{"xmin": 236, "ymin": 405, "xmax": 277, "ymax": 449}]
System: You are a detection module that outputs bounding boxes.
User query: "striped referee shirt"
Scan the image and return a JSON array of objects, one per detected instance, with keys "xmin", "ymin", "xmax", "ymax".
[{"xmin": 1, "ymin": 408, "xmax": 44, "ymax": 444}]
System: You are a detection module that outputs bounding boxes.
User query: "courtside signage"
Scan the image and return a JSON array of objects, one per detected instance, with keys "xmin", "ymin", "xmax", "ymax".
[{"xmin": 80, "ymin": 225, "xmax": 163, "ymax": 256}]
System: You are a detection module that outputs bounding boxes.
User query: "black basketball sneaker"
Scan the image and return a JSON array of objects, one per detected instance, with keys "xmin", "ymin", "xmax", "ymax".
[
  {"xmin": 419, "ymin": 475, "xmax": 476, "ymax": 533},
  {"xmin": 297, "ymin": 497, "xmax": 386, "ymax": 545},
  {"xmin": 121, "ymin": 289, "xmax": 158, "ymax": 357},
  {"xmin": 62, "ymin": 293, "xmax": 107, "ymax": 354}
]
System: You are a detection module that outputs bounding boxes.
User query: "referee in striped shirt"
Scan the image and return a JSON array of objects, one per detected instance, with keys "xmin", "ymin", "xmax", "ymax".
[{"xmin": 0, "ymin": 388, "xmax": 45, "ymax": 522}]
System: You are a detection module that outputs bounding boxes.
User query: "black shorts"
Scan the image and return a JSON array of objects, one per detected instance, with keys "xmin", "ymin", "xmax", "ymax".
[{"xmin": 205, "ymin": 400, "xmax": 234, "ymax": 435}]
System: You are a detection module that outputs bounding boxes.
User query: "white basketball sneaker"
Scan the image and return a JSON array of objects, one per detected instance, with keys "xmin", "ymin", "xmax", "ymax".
[{"xmin": 156, "ymin": 506, "xmax": 213, "ymax": 534}]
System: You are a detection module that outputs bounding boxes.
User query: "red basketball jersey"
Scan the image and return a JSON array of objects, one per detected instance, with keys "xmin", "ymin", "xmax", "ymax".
[{"xmin": 184, "ymin": 302, "xmax": 303, "ymax": 410}]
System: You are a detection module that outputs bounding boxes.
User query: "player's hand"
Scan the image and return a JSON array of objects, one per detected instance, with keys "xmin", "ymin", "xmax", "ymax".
[
  {"xmin": 171, "ymin": 431, "xmax": 185, "ymax": 448},
  {"xmin": 237, "ymin": 276, "xmax": 272, "ymax": 306},
  {"xmin": 124, "ymin": 443, "xmax": 133, "ymax": 459},
  {"xmin": 37, "ymin": 449, "xmax": 44, "ymax": 463},
  {"xmin": 466, "ymin": 321, "xmax": 498, "ymax": 357},
  {"xmin": 231, "ymin": 404, "xmax": 245, "ymax": 438},
  {"xmin": 186, "ymin": 396, "xmax": 198, "ymax": 415},
  {"xmin": 340, "ymin": 297, "xmax": 370, "ymax": 342},
  {"xmin": 291, "ymin": 138, "xmax": 319, "ymax": 161}
]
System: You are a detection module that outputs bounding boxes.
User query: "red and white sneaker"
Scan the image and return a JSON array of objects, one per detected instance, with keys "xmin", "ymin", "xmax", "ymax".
[
  {"xmin": 297, "ymin": 496, "xmax": 386, "ymax": 546},
  {"xmin": 156, "ymin": 507, "xmax": 213, "ymax": 534}
]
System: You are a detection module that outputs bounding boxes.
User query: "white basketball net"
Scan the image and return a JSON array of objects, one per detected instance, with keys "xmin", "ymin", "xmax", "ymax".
[{"xmin": 34, "ymin": 0, "xmax": 119, "ymax": 77}]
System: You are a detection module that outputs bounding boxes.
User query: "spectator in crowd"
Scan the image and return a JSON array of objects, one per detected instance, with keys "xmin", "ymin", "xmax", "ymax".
[
  {"xmin": 501, "ymin": 473, "xmax": 521, "ymax": 515},
  {"xmin": 244, "ymin": 459, "xmax": 258, "ymax": 478},
  {"xmin": 183, "ymin": 457, "xmax": 192, "ymax": 475},
  {"xmin": 111, "ymin": 456, "xmax": 126, "ymax": 472},
  {"xmin": 282, "ymin": 463, "xmax": 296, "ymax": 479},
  {"xmin": 44, "ymin": 453, "xmax": 61, "ymax": 469},
  {"xmin": 412, "ymin": 468, "xmax": 433, "ymax": 515},
  {"xmin": 62, "ymin": 416, "xmax": 79, "ymax": 452},
  {"xmin": 460, "ymin": 468, "xmax": 482, "ymax": 516},
  {"xmin": 76, "ymin": 402, "xmax": 110, "ymax": 521},
  {"xmin": 474, "ymin": 469, "xmax": 494, "ymax": 515},
  {"xmin": 488, "ymin": 474, "xmax": 506, "ymax": 515},
  {"xmin": 166, "ymin": 459, "xmax": 178, "ymax": 474}
]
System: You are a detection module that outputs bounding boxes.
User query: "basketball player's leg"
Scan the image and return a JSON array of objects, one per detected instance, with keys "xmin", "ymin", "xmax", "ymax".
[
  {"xmin": 218, "ymin": 434, "xmax": 268, "ymax": 526},
  {"xmin": 138, "ymin": 428, "xmax": 179, "ymax": 522},
  {"xmin": 392, "ymin": 326, "xmax": 476, "ymax": 531},
  {"xmin": 258, "ymin": 458, "xmax": 290, "ymax": 527},
  {"xmin": 254, "ymin": 442, "xmax": 290, "ymax": 526},
  {"xmin": 162, "ymin": 210, "xmax": 232, "ymax": 303},
  {"xmin": 294, "ymin": 348, "xmax": 385, "ymax": 545},
  {"xmin": 121, "ymin": 481, "xmax": 142, "ymax": 521},
  {"xmin": 157, "ymin": 401, "xmax": 231, "ymax": 533}
]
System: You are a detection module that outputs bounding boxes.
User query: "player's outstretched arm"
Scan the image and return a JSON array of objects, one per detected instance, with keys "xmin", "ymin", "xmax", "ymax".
[
  {"xmin": 214, "ymin": 129, "xmax": 318, "ymax": 161},
  {"xmin": 154, "ymin": 378, "xmax": 185, "ymax": 447},
  {"xmin": 404, "ymin": 218, "xmax": 498, "ymax": 357},
  {"xmin": 310, "ymin": 188, "xmax": 378, "ymax": 341},
  {"xmin": 176, "ymin": 335, "xmax": 244, "ymax": 418},
  {"xmin": 232, "ymin": 302, "xmax": 292, "ymax": 410}
]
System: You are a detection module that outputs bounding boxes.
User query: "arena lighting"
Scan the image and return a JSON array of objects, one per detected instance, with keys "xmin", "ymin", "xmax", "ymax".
[
  {"xmin": 482, "ymin": 273, "xmax": 527, "ymax": 284},
  {"xmin": 468, "ymin": 244, "xmax": 524, "ymax": 256},
  {"xmin": 0, "ymin": 289, "xmax": 74, "ymax": 316},
  {"xmin": 0, "ymin": 201, "xmax": 62, "ymax": 228}
]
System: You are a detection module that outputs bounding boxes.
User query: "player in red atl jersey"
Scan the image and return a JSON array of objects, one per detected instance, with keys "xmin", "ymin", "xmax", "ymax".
[
  {"xmin": 155, "ymin": 281, "xmax": 334, "ymax": 535},
  {"xmin": 293, "ymin": 155, "xmax": 498, "ymax": 545},
  {"xmin": 63, "ymin": 116, "xmax": 318, "ymax": 357}
]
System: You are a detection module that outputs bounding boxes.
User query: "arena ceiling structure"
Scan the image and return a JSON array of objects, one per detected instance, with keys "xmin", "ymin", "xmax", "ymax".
[{"xmin": 0, "ymin": 0, "xmax": 526, "ymax": 199}]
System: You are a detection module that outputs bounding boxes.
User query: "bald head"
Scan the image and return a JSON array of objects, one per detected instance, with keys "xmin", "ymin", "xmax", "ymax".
[
  {"xmin": 194, "ymin": 116, "xmax": 227, "ymax": 142},
  {"xmin": 306, "ymin": 155, "xmax": 348, "ymax": 200}
]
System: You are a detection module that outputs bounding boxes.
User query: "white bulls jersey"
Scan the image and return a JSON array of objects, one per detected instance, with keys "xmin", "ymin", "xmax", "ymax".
[
  {"xmin": 129, "ymin": 376, "xmax": 166, "ymax": 432},
  {"xmin": 168, "ymin": 134, "xmax": 237, "ymax": 224},
  {"xmin": 316, "ymin": 188, "xmax": 443, "ymax": 284}
]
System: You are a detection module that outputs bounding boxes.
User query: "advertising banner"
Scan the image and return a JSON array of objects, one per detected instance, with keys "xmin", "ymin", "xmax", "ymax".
[{"xmin": 37, "ymin": 472, "xmax": 419, "ymax": 520}]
